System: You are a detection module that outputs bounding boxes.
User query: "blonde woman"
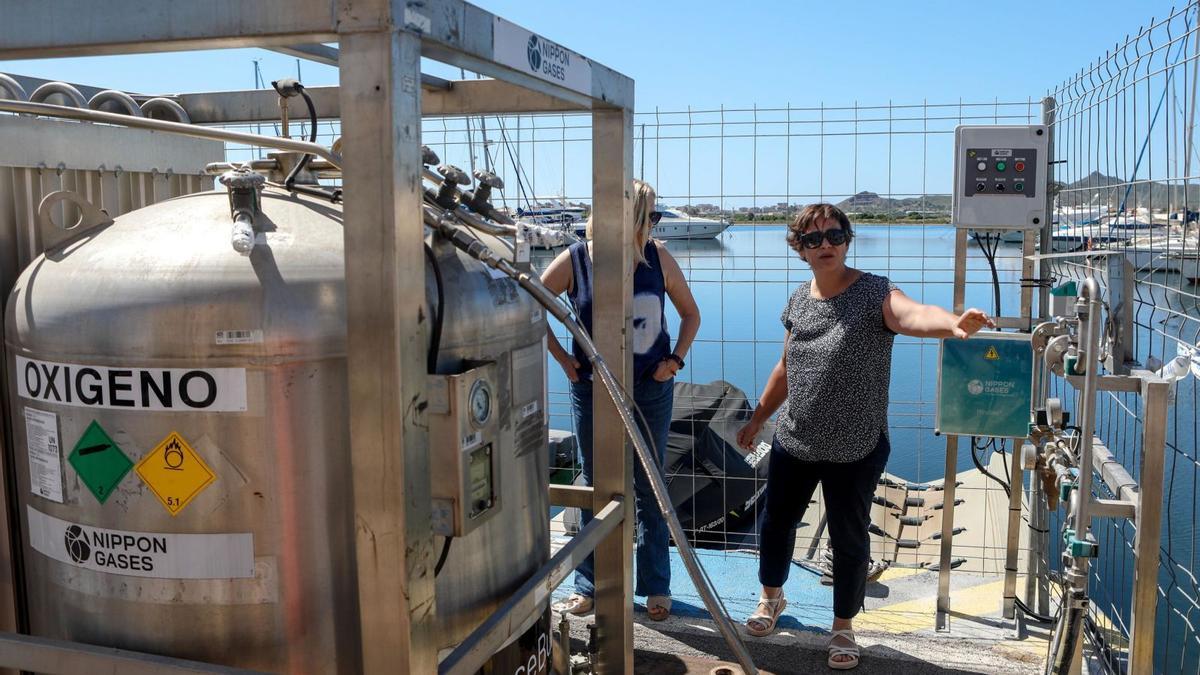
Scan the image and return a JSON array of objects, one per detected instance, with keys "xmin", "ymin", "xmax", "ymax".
[{"xmin": 542, "ymin": 180, "xmax": 700, "ymax": 620}]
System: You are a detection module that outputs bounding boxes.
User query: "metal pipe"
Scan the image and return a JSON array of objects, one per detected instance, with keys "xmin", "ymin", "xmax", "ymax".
[
  {"xmin": 440, "ymin": 499, "xmax": 625, "ymax": 675},
  {"xmin": 87, "ymin": 89, "xmax": 143, "ymax": 116},
  {"xmin": 0, "ymin": 631, "xmax": 264, "ymax": 674},
  {"xmin": 426, "ymin": 213, "xmax": 759, "ymax": 675},
  {"xmin": 1072, "ymin": 278, "xmax": 1102, "ymax": 578},
  {"xmin": 0, "ymin": 99, "xmax": 342, "ymax": 167}
]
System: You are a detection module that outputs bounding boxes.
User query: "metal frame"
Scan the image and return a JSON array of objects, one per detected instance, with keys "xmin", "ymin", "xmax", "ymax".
[{"xmin": 0, "ymin": 2, "xmax": 636, "ymax": 673}]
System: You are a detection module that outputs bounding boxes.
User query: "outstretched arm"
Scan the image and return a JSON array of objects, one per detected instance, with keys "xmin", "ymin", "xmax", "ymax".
[{"xmin": 883, "ymin": 289, "xmax": 994, "ymax": 339}]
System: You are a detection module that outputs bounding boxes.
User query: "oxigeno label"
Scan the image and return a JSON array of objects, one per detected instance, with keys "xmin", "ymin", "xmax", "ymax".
[{"xmin": 16, "ymin": 356, "xmax": 247, "ymax": 412}]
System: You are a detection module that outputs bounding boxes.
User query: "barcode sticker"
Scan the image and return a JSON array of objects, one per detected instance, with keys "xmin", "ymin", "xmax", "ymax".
[
  {"xmin": 215, "ymin": 330, "xmax": 264, "ymax": 345},
  {"xmin": 462, "ymin": 431, "xmax": 482, "ymax": 451},
  {"xmin": 520, "ymin": 401, "xmax": 540, "ymax": 419}
]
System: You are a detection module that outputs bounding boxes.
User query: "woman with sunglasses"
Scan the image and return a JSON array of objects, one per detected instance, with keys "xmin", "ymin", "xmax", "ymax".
[
  {"xmin": 541, "ymin": 179, "xmax": 701, "ymax": 621},
  {"xmin": 736, "ymin": 203, "xmax": 992, "ymax": 670}
]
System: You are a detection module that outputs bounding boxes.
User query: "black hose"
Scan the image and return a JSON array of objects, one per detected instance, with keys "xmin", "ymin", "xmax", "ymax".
[
  {"xmin": 284, "ymin": 86, "xmax": 318, "ymax": 192},
  {"xmin": 434, "ymin": 535, "xmax": 453, "ymax": 577},
  {"xmin": 423, "ymin": 243, "xmax": 444, "ymax": 374},
  {"xmin": 1014, "ymin": 596, "xmax": 1056, "ymax": 624},
  {"xmin": 1047, "ymin": 596, "xmax": 1086, "ymax": 675}
]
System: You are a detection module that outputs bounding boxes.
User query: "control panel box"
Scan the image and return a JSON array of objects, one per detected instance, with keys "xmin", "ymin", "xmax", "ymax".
[
  {"xmin": 952, "ymin": 125, "xmax": 1048, "ymax": 230},
  {"xmin": 936, "ymin": 331, "xmax": 1034, "ymax": 439},
  {"xmin": 428, "ymin": 362, "xmax": 501, "ymax": 536}
]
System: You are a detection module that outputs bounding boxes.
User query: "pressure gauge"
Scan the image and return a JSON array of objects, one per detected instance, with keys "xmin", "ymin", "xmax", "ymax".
[{"xmin": 468, "ymin": 379, "xmax": 492, "ymax": 426}]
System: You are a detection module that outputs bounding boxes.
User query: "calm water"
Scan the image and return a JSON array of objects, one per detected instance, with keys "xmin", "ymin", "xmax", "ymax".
[{"xmin": 535, "ymin": 223, "xmax": 1200, "ymax": 670}]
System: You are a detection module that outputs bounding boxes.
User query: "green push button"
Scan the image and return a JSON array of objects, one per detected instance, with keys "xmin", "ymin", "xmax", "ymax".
[{"xmin": 996, "ymin": 161, "xmax": 1007, "ymax": 171}]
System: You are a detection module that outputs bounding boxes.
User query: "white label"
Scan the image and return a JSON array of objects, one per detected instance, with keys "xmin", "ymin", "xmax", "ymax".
[
  {"xmin": 462, "ymin": 430, "xmax": 482, "ymax": 451},
  {"xmin": 27, "ymin": 506, "xmax": 254, "ymax": 579},
  {"xmin": 493, "ymin": 17, "xmax": 592, "ymax": 95},
  {"xmin": 24, "ymin": 408, "xmax": 63, "ymax": 503},
  {"xmin": 520, "ymin": 400, "xmax": 540, "ymax": 420},
  {"xmin": 530, "ymin": 308, "xmax": 543, "ymax": 324},
  {"xmin": 215, "ymin": 329, "xmax": 264, "ymax": 345},
  {"xmin": 16, "ymin": 356, "xmax": 247, "ymax": 412},
  {"xmin": 990, "ymin": 149, "xmax": 1013, "ymax": 157},
  {"xmin": 746, "ymin": 441, "xmax": 772, "ymax": 468}
]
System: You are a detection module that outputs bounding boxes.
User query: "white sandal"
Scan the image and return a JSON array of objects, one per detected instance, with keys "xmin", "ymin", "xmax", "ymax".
[
  {"xmin": 827, "ymin": 628, "xmax": 860, "ymax": 670},
  {"xmin": 745, "ymin": 593, "xmax": 786, "ymax": 637},
  {"xmin": 552, "ymin": 593, "xmax": 593, "ymax": 615}
]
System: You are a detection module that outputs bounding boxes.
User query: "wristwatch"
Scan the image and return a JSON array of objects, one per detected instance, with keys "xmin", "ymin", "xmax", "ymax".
[{"xmin": 665, "ymin": 354, "xmax": 685, "ymax": 369}]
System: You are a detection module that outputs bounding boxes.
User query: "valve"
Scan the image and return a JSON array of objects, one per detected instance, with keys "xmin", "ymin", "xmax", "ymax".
[
  {"xmin": 435, "ymin": 163, "xmax": 470, "ymax": 210},
  {"xmin": 421, "ymin": 145, "xmax": 440, "ymax": 167},
  {"xmin": 218, "ymin": 166, "xmax": 266, "ymax": 254},
  {"xmin": 1058, "ymin": 467, "xmax": 1079, "ymax": 504},
  {"xmin": 1063, "ymin": 529, "xmax": 1098, "ymax": 558},
  {"xmin": 462, "ymin": 169, "xmax": 510, "ymax": 223}
]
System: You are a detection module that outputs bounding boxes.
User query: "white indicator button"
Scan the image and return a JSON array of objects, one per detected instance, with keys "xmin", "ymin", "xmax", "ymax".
[{"xmin": 977, "ymin": 161, "xmax": 987, "ymax": 171}]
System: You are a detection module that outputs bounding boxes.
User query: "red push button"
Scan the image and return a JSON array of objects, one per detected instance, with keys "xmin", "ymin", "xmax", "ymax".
[{"xmin": 1015, "ymin": 161, "xmax": 1026, "ymax": 172}]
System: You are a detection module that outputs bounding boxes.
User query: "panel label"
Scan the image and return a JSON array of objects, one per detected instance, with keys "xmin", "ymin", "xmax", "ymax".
[
  {"xmin": 24, "ymin": 407, "xmax": 64, "ymax": 503},
  {"xmin": 27, "ymin": 506, "xmax": 254, "ymax": 579},
  {"xmin": 16, "ymin": 356, "xmax": 247, "ymax": 412},
  {"xmin": 493, "ymin": 17, "xmax": 592, "ymax": 95}
]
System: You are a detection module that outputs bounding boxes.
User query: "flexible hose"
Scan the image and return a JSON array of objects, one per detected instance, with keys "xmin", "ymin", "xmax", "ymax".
[
  {"xmin": 424, "ymin": 208, "xmax": 759, "ymax": 675},
  {"xmin": 284, "ymin": 87, "xmax": 319, "ymax": 192}
]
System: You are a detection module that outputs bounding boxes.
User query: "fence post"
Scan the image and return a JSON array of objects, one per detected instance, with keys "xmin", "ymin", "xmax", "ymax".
[{"xmin": 1127, "ymin": 376, "xmax": 1168, "ymax": 673}]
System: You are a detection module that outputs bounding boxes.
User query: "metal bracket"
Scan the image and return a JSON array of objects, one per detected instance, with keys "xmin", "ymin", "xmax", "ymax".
[{"xmin": 35, "ymin": 190, "xmax": 112, "ymax": 232}]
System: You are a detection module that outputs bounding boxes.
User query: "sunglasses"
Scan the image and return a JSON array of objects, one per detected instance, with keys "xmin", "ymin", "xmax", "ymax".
[
  {"xmin": 650, "ymin": 211, "xmax": 663, "ymax": 225},
  {"xmin": 798, "ymin": 228, "xmax": 850, "ymax": 249}
]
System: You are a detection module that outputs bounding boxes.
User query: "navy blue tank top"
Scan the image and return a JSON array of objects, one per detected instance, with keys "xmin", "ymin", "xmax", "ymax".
[{"xmin": 566, "ymin": 241, "xmax": 672, "ymax": 382}]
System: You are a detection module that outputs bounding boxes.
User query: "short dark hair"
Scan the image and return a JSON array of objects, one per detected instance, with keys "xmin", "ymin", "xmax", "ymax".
[{"xmin": 787, "ymin": 203, "xmax": 853, "ymax": 255}]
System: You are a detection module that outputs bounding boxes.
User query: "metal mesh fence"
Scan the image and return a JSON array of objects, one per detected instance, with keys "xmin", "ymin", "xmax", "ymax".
[{"xmin": 1046, "ymin": 3, "xmax": 1200, "ymax": 672}]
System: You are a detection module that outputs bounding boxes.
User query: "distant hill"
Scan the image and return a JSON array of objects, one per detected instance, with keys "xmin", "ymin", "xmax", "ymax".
[
  {"xmin": 835, "ymin": 191, "xmax": 951, "ymax": 216},
  {"xmin": 1058, "ymin": 170, "xmax": 1200, "ymax": 211}
]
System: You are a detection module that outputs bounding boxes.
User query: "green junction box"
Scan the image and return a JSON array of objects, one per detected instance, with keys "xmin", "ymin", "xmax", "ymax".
[{"xmin": 936, "ymin": 331, "xmax": 1034, "ymax": 439}]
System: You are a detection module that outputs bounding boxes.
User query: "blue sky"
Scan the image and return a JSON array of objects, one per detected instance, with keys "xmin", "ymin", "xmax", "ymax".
[
  {"xmin": 0, "ymin": 2, "xmax": 1168, "ymax": 108},
  {"xmin": 0, "ymin": 2, "xmax": 1181, "ymax": 207}
]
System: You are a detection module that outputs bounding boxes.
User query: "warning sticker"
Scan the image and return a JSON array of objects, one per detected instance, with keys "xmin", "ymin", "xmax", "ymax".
[
  {"xmin": 984, "ymin": 346, "xmax": 1000, "ymax": 360},
  {"xmin": 24, "ymin": 408, "xmax": 64, "ymax": 503},
  {"xmin": 68, "ymin": 421, "xmax": 132, "ymax": 504},
  {"xmin": 136, "ymin": 432, "xmax": 216, "ymax": 516}
]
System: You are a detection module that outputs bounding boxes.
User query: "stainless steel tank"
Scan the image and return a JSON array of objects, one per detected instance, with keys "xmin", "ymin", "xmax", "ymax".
[{"xmin": 4, "ymin": 186, "xmax": 549, "ymax": 672}]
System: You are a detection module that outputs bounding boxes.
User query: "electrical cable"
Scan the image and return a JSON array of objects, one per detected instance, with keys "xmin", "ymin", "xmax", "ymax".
[
  {"xmin": 283, "ymin": 85, "xmax": 318, "ymax": 192},
  {"xmin": 434, "ymin": 535, "xmax": 453, "ymax": 577},
  {"xmin": 972, "ymin": 231, "xmax": 1003, "ymax": 319},
  {"xmin": 1014, "ymin": 596, "xmax": 1057, "ymax": 624}
]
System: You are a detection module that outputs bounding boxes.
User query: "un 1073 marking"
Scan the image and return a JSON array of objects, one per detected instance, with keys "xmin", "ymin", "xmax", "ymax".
[{"xmin": 16, "ymin": 356, "xmax": 247, "ymax": 412}]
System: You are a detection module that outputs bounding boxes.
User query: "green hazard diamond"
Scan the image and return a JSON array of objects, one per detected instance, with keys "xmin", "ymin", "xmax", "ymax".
[{"xmin": 68, "ymin": 421, "xmax": 132, "ymax": 504}]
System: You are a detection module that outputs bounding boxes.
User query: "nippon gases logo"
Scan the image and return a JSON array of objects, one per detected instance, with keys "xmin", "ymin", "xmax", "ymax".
[
  {"xmin": 525, "ymin": 34, "xmax": 571, "ymax": 83},
  {"xmin": 62, "ymin": 522, "xmax": 166, "ymax": 571}
]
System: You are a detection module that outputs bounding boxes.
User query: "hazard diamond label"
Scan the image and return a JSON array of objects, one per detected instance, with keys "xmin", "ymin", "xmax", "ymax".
[
  {"xmin": 68, "ymin": 420, "xmax": 132, "ymax": 504},
  {"xmin": 984, "ymin": 346, "xmax": 1000, "ymax": 360},
  {"xmin": 136, "ymin": 432, "xmax": 215, "ymax": 516}
]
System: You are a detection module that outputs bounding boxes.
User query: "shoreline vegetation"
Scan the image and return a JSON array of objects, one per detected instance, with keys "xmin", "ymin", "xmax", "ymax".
[{"xmin": 727, "ymin": 216, "xmax": 951, "ymax": 226}]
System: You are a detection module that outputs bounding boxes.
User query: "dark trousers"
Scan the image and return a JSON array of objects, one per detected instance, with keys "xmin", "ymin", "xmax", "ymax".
[{"xmin": 758, "ymin": 433, "xmax": 890, "ymax": 620}]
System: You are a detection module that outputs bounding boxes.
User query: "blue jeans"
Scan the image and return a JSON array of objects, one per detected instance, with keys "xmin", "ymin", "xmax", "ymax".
[
  {"xmin": 570, "ymin": 375, "xmax": 673, "ymax": 598},
  {"xmin": 758, "ymin": 432, "xmax": 890, "ymax": 620}
]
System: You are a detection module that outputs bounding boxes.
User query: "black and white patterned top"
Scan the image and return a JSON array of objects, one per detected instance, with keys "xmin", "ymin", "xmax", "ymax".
[{"xmin": 776, "ymin": 272, "xmax": 898, "ymax": 463}]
